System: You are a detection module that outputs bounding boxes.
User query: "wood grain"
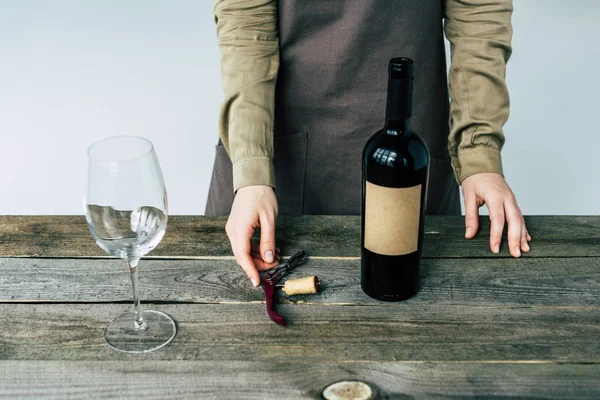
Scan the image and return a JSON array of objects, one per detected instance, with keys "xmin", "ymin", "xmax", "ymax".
[
  {"xmin": 1, "ymin": 215, "xmax": 599, "ymax": 258},
  {"xmin": 1, "ymin": 303, "xmax": 598, "ymax": 363},
  {"xmin": 1, "ymin": 360, "xmax": 599, "ymax": 400},
  {"xmin": 1, "ymin": 215, "xmax": 599, "ymax": 398},
  {"xmin": 1, "ymin": 257, "xmax": 598, "ymax": 306}
]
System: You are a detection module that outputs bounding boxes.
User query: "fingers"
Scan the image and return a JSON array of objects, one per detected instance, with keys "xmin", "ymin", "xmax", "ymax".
[
  {"xmin": 504, "ymin": 198, "xmax": 524, "ymax": 258},
  {"xmin": 464, "ymin": 194, "xmax": 480, "ymax": 239},
  {"xmin": 521, "ymin": 224, "xmax": 531, "ymax": 253},
  {"xmin": 233, "ymin": 236, "xmax": 261, "ymax": 287},
  {"xmin": 227, "ymin": 222, "xmax": 261, "ymax": 287},
  {"xmin": 251, "ymin": 255, "xmax": 280, "ymax": 271},
  {"xmin": 259, "ymin": 212, "xmax": 277, "ymax": 264},
  {"xmin": 488, "ymin": 201, "xmax": 506, "ymax": 254},
  {"xmin": 461, "ymin": 173, "xmax": 531, "ymax": 257},
  {"xmin": 226, "ymin": 185, "xmax": 280, "ymax": 287}
]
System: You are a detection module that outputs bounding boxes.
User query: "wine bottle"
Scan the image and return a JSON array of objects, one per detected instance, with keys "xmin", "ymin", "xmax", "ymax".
[{"xmin": 360, "ymin": 57, "xmax": 430, "ymax": 301}]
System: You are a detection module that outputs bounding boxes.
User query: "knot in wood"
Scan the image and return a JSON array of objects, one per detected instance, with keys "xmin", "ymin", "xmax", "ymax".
[{"xmin": 323, "ymin": 380, "xmax": 373, "ymax": 400}]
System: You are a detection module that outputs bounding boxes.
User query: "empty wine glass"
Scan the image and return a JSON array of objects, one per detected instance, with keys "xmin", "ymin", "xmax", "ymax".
[{"xmin": 84, "ymin": 135, "xmax": 176, "ymax": 353}]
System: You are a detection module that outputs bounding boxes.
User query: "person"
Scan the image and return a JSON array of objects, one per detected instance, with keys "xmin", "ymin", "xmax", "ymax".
[{"xmin": 205, "ymin": 0, "xmax": 532, "ymax": 287}]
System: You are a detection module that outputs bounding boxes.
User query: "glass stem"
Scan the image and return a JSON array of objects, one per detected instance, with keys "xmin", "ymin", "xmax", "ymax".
[{"xmin": 128, "ymin": 258, "xmax": 147, "ymax": 330}]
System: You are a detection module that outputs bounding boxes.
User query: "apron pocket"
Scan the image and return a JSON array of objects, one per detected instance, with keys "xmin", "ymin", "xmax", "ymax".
[{"xmin": 274, "ymin": 131, "xmax": 308, "ymax": 216}]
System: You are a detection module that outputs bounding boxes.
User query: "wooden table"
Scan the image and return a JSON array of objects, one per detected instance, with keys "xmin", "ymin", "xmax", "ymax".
[{"xmin": 0, "ymin": 216, "xmax": 599, "ymax": 399}]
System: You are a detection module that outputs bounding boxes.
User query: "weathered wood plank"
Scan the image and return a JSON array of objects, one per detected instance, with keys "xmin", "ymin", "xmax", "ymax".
[
  {"xmin": 1, "ymin": 360, "xmax": 599, "ymax": 400},
  {"xmin": 1, "ymin": 257, "xmax": 598, "ymax": 306},
  {"xmin": 1, "ymin": 303, "xmax": 598, "ymax": 362},
  {"xmin": 0, "ymin": 216, "xmax": 598, "ymax": 258}
]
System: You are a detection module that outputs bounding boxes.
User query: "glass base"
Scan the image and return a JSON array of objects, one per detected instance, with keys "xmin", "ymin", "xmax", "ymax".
[{"xmin": 105, "ymin": 310, "xmax": 176, "ymax": 354}]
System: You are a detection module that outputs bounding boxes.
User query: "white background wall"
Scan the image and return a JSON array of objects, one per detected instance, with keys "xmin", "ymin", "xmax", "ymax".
[{"xmin": 0, "ymin": 1, "xmax": 598, "ymax": 215}]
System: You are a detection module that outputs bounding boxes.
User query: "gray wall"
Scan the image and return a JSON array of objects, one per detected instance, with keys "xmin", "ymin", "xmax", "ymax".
[{"xmin": 0, "ymin": 1, "xmax": 598, "ymax": 215}]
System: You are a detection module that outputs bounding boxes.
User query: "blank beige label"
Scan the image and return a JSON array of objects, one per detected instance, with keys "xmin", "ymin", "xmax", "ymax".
[{"xmin": 364, "ymin": 182, "xmax": 421, "ymax": 256}]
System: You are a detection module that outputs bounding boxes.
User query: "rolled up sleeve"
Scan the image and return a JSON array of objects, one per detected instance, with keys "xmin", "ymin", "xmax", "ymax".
[
  {"xmin": 444, "ymin": 0, "xmax": 513, "ymax": 183},
  {"xmin": 214, "ymin": 0, "xmax": 279, "ymax": 192}
]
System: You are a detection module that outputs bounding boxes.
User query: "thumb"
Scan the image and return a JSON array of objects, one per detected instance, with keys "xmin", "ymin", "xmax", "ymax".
[
  {"xmin": 259, "ymin": 214, "xmax": 277, "ymax": 264},
  {"xmin": 464, "ymin": 193, "xmax": 480, "ymax": 239}
]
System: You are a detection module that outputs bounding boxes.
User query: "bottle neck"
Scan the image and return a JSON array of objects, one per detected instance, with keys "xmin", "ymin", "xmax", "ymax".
[
  {"xmin": 385, "ymin": 119, "xmax": 411, "ymax": 137},
  {"xmin": 384, "ymin": 76, "xmax": 413, "ymax": 137}
]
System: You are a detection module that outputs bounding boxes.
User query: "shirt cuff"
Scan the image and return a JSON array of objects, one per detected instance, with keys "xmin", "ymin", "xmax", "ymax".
[
  {"xmin": 232, "ymin": 157, "xmax": 276, "ymax": 193},
  {"xmin": 452, "ymin": 147, "xmax": 504, "ymax": 185}
]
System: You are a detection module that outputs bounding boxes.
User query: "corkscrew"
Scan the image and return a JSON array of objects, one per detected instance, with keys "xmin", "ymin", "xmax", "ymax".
[{"xmin": 260, "ymin": 250, "xmax": 319, "ymax": 326}]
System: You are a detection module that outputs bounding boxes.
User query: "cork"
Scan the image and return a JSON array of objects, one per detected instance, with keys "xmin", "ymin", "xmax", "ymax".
[{"xmin": 281, "ymin": 276, "xmax": 320, "ymax": 295}]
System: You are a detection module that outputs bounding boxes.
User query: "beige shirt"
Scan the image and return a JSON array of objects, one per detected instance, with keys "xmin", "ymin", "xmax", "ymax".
[{"xmin": 214, "ymin": 0, "xmax": 512, "ymax": 192}]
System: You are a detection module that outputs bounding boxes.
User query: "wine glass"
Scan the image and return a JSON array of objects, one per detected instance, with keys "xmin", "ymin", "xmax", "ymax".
[{"xmin": 84, "ymin": 135, "xmax": 176, "ymax": 353}]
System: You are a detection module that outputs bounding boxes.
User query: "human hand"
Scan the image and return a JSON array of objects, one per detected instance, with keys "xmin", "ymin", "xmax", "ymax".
[
  {"xmin": 461, "ymin": 172, "xmax": 531, "ymax": 257},
  {"xmin": 225, "ymin": 185, "xmax": 280, "ymax": 287}
]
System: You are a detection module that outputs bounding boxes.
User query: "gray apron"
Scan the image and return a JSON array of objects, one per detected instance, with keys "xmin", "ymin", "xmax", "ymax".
[{"xmin": 205, "ymin": 0, "xmax": 461, "ymax": 216}]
